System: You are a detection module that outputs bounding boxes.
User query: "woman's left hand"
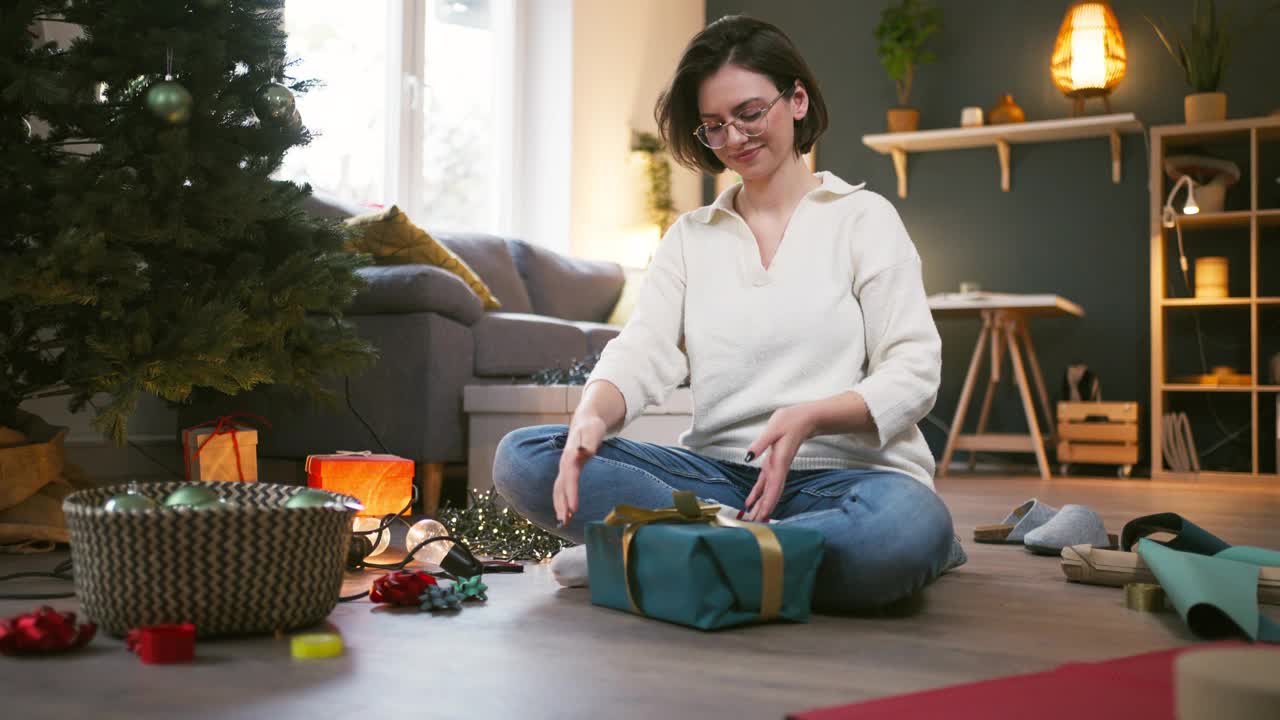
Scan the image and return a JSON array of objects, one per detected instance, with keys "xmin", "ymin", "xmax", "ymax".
[{"xmin": 742, "ymin": 404, "xmax": 818, "ymax": 522}]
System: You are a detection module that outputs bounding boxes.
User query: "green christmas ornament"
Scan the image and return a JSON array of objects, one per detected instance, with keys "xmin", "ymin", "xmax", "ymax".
[
  {"xmin": 285, "ymin": 488, "xmax": 335, "ymax": 509},
  {"xmin": 253, "ymin": 83, "xmax": 295, "ymax": 122},
  {"xmin": 145, "ymin": 79, "xmax": 193, "ymax": 124},
  {"xmin": 164, "ymin": 484, "xmax": 220, "ymax": 508},
  {"xmin": 284, "ymin": 108, "xmax": 303, "ymax": 132},
  {"xmin": 104, "ymin": 492, "xmax": 159, "ymax": 512}
]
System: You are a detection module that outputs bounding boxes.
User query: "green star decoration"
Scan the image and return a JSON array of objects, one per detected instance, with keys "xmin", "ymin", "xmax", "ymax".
[{"xmin": 456, "ymin": 576, "xmax": 488, "ymax": 602}]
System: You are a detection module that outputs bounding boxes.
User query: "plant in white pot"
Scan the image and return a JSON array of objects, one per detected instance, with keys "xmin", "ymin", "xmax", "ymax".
[
  {"xmin": 1164, "ymin": 154, "xmax": 1241, "ymax": 214},
  {"xmin": 875, "ymin": 0, "xmax": 942, "ymax": 133},
  {"xmin": 1146, "ymin": 0, "xmax": 1277, "ymax": 124}
]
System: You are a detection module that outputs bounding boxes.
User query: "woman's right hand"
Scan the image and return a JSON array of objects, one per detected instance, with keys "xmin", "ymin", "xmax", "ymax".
[{"xmin": 553, "ymin": 414, "xmax": 607, "ymax": 526}]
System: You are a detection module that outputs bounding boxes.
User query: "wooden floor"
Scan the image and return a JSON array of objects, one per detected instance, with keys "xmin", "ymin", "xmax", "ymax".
[{"xmin": 2, "ymin": 473, "xmax": 1278, "ymax": 720}]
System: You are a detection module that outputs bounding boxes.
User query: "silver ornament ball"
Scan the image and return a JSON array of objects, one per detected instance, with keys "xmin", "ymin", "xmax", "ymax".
[
  {"xmin": 254, "ymin": 83, "xmax": 295, "ymax": 122},
  {"xmin": 145, "ymin": 80, "xmax": 193, "ymax": 125}
]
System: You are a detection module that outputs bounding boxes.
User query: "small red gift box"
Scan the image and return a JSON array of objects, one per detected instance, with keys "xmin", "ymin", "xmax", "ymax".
[
  {"xmin": 305, "ymin": 452, "xmax": 414, "ymax": 517},
  {"xmin": 126, "ymin": 623, "xmax": 196, "ymax": 664}
]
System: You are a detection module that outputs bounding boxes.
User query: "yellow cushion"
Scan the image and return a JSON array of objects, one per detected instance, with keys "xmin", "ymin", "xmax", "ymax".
[{"xmin": 345, "ymin": 206, "xmax": 501, "ymax": 310}]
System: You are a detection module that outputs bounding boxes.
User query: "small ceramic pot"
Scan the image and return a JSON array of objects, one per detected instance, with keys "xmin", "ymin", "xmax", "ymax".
[
  {"xmin": 1184, "ymin": 92, "xmax": 1227, "ymax": 124},
  {"xmin": 887, "ymin": 108, "xmax": 920, "ymax": 133},
  {"xmin": 1195, "ymin": 182, "xmax": 1227, "ymax": 214}
]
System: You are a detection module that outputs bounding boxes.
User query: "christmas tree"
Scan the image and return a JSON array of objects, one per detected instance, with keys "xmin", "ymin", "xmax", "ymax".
[{"xmin": 1, "ymin": 0, "xmax": 374, "ymax": 444}]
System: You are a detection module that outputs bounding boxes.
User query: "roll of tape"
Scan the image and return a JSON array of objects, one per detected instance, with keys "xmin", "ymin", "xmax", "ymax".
[
  {"xmin": 1124, "ymin": 582, "xmax": 1165, "ymax": 612},
  {"xmin": 1176, "ymin": 647, "xmax": 1280, "ymax": 720},
  {"xmin": 291, "ymin": 632, "xmax": 344, "ymax": 659}
]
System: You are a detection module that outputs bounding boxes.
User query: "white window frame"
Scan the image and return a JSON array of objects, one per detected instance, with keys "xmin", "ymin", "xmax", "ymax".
[
  {"xmin": 394, "ymin": 0, "xmax": 518, "ymax": 235},
  {"xmin": 288, "ymin": 0, "xmax": 519, "ymax": 236}
]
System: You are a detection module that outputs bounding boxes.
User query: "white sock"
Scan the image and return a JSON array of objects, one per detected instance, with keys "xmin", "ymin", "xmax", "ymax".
[{"xmin": 550, "ymin": 544, "xmax": 589, "ymax": 588}]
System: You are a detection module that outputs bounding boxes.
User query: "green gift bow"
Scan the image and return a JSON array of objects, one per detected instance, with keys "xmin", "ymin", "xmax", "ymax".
[{"xmin": 603, "ymin": 490, "xmax": 785, "ymax": 621}]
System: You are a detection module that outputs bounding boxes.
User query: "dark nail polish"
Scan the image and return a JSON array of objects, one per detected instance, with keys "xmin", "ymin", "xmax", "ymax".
[{"xmin": 744, "ymin": 451, "xmax": 755, "ymax": 462}]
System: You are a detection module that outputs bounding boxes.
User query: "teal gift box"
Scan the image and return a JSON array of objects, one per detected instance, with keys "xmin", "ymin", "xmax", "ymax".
[{"xmin": 585, "ymin": 491, "xmax": 825, "ymax": 630}]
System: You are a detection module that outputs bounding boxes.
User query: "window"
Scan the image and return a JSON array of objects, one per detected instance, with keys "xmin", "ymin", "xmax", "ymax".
[{"xmin": 279, "ymin": 0, "xmax": 516, "ymax": 235}]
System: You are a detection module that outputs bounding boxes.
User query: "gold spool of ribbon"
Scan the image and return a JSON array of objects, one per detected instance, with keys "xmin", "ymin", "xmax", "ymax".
[
  {"xmin": 1125, "ymin": 582, "xmax": 1166, "ymax": 612},
  {"xmin": 603, "ymin": 490, "xmax": 784, "ymax": 621}
]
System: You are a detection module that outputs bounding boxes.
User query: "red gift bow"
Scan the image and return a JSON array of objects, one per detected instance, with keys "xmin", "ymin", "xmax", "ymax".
[
  {"xmin": 182, "ymin": 413, "xmax": 272, "ymax": 482},
  {"xmin": 126, "ymin": 623, "xmax": 196, "ymax": 664},
  {"xmin": 0, "ymin": 606, "xmax": 96, "ymax": 656},
  {"xmin": 370, "ymin": 571, "xmax": 438, "ymax": 606}
]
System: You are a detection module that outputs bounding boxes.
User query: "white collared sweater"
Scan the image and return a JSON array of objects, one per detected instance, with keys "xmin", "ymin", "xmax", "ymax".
[{"xmin": 586, "ymin": 171, "xmax": 942, "ymax": 489}]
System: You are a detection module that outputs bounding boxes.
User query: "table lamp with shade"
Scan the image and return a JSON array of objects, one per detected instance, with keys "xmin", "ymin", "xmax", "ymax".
[{"xmin": 1051, "ymin": 2, "xmax": 1127, "ymax": 116}]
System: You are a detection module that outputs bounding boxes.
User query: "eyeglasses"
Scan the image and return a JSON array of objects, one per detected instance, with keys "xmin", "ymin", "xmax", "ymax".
[{"xmin": 693, "ymin": 86, "xmax": 792, "ymax": 150}]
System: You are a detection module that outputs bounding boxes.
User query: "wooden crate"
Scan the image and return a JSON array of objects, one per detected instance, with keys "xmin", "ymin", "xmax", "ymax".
[{"xmin": 1056, "ymin": 401, "xmax": 1139, "ymax": 476}]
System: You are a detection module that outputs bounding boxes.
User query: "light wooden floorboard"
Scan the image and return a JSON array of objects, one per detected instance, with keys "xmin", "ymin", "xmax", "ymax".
[{"xmin": 2, "ymin": 474, "xmax": 1277, "ymax": 720}]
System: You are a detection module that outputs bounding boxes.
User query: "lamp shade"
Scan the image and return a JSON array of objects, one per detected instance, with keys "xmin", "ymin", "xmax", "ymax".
[{"xmin": 1051, "ymin": 2, "xmax": 1126, "ymax": 98}]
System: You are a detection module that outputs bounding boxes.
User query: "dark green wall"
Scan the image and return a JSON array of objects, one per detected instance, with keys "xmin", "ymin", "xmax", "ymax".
[{"xmin": 703, "ymin": 0, "xmax": 1280, "ymax": 470}]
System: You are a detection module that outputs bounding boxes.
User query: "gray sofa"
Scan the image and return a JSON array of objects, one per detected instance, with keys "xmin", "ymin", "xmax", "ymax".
[{"xmin": 177, "ymin": 193, "xmax": 624, "ymax": 485}]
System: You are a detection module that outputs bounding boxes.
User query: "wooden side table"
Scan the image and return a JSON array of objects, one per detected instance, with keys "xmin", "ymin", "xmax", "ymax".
[{"xmin": 930, "ymin": 293, "xmax": 1085, "ymax": 482}]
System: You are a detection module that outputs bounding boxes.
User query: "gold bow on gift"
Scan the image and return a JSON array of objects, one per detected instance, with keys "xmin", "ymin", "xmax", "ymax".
[{"xmin": 603, "ymin": 490, "xmax": 784, "ymax": 621}]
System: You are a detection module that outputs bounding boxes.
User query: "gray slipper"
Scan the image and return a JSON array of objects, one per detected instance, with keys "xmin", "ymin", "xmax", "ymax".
[
  {"xmin": 941, "ymin": 535, "xmax": 968, "ymax": 574},
  {"xmin": 974, "ymin": 498, "xmax": 1058, "ymax": 543},
  {"xmin": 1023, "ymin": 504, "xmax": 1114, "ymax": 556}
]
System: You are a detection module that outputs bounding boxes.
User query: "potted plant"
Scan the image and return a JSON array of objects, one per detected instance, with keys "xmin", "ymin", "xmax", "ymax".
[
  {"xmin": 1147, "ymin": 0, "xmax": 1277, "ymax": 124},
  {"xmin": 874, "ymin": 0, "xmax": 942, "ymax": 133}
]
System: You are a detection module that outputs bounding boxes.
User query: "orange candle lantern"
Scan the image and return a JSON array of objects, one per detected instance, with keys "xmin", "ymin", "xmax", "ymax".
[{"xmin": 305, "ymin": 452, "xmax": 414, "ymax": 517}]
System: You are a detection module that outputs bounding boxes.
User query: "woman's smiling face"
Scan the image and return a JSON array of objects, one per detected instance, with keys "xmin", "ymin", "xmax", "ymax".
[{"xmin": 696, "ymin": 64, "xmax": 807, "ymax": 181}]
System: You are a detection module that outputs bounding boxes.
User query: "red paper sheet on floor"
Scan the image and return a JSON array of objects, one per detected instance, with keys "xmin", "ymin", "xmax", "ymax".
[{"xmin": 787, "ymin": 642, "xmax": 1246, "ymax": 720}]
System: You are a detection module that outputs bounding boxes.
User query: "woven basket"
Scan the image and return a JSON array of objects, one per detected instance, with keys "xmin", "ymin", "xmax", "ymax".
[{"xmin": 64, "ymin": 482, "xmax": 358, "ymax": 638}]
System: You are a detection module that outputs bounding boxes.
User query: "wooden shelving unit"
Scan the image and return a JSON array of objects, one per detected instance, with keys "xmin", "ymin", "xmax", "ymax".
[
  {"xmin": 1173, "ymin": 209, "xmax": 1252, "ymax": 228},
  {"xmin": 1150, "ymin": 115, "xmax": 1280, "ymax": 481},
  {"xmin": 862, "ymin": 113, "xmax": 1144, "ymax": 198},
  {"xmin": 1161, "ymin": 297, "xmax": 1254, "ymax": 307}
]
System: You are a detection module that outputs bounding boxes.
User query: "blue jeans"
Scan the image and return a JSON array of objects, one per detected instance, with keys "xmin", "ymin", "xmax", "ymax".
[{"xmin": 493, "ymin": 425, "xmax": 956, "ymax": 612}]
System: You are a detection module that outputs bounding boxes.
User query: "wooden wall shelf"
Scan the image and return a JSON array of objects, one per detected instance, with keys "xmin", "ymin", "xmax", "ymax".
[{"xmin": 862, "ymin": 113, "xmax": 1144, "ymax": 198}]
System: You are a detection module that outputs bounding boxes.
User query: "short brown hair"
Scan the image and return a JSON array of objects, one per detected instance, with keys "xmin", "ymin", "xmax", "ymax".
[{"xmin": 655, "ymin": 15, "xmax": 828, "ymax": 175}]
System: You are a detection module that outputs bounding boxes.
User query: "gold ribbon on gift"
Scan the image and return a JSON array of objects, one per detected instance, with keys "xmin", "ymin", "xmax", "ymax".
[{"xmin": 603, "ymin": 490, "xmax": 784, "ymax": 621}]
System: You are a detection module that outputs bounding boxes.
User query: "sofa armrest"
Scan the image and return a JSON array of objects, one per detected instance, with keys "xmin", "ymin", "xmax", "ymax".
[{"xmin": 348, "ymin": 265, "xmax": 484, "ymax": 325}]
